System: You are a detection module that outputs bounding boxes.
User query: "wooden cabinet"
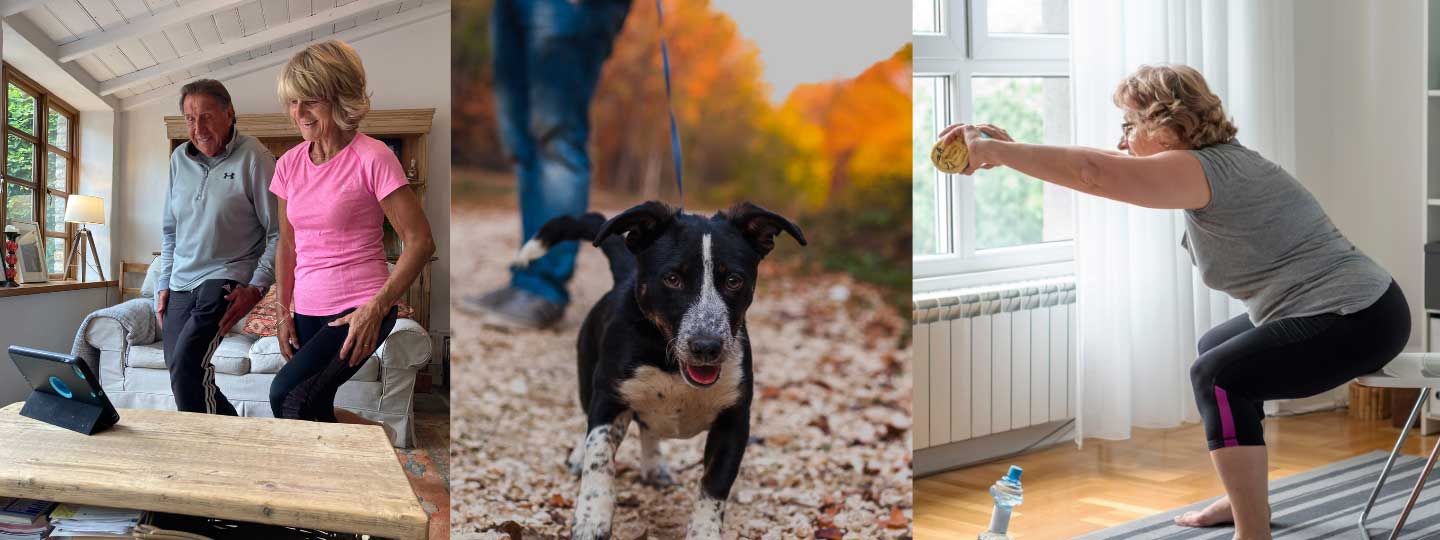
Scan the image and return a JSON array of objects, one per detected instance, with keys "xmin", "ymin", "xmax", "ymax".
[{"xmin": 165, "ymin": 109, "xmax": 437, "ymax": 329}]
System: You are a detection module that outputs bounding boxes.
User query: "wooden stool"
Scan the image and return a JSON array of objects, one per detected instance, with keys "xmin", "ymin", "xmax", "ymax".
[{"xmin": 1349, "ymin": 382, "xmax": 1392, "ymax": 421}]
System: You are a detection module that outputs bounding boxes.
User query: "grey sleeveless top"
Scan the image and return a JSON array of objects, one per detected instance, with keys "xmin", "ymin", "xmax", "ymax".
[{"xmin": 1180, "ymin": 141, "xmax": 1391, "ymax": 325}]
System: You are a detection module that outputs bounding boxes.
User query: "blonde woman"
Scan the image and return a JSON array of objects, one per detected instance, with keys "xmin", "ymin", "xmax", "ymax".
[
  {"xmin": 268, "ymin": 40, "xmax": 435, "ymax": 430},
  {"xmin": 942, "ymin": 64, "xmax": 1408, "ymax": 540}
]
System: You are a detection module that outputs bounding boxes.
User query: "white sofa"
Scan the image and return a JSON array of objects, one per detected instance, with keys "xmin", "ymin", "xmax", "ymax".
[{"xmin": 77, "ymin": 296, "xmax": 432, "ymax": 448}]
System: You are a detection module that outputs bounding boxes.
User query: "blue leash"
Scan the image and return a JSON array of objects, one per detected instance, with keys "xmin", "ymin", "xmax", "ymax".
[{"xmin": 655, "ymin": 0, "xmax": 683, "ymax": 206}]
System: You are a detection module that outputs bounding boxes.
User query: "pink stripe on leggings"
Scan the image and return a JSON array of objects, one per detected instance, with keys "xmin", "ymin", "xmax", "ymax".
[{"xmin": 1215, "ymin": 385, "xmax": 1239, "ymax": 447}]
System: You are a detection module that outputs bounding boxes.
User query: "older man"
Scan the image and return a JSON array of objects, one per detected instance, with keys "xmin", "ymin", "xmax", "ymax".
[{"xmin": 156, "ymin": 79, "xmax": 278, "ymax": 415}]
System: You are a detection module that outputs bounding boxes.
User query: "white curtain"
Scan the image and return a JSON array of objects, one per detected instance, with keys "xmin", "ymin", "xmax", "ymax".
[{"xmin": 1071, "ymin": 0, "xmax": 1298, "ymax": 445}]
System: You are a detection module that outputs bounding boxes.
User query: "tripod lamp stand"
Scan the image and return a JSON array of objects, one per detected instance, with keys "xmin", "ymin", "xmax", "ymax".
[{"xmin": 62, "ymin": 194, "xmax": 106, "ymax": 282}]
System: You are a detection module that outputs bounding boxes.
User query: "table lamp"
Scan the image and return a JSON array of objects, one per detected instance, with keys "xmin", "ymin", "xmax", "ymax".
[{"xmin": 63, "ymin": 194, "xmax": 105, "ymax": 282}]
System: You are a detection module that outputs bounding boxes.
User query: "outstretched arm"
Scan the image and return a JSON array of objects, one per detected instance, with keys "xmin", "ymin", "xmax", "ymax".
[{"xmin": 948, "ymin": 124, "xmax": 1211, "ymax": 210}]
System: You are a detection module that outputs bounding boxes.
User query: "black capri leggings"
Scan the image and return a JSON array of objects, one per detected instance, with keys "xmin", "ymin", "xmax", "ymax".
[
  {"xmin": 269, "ymin": 306, "xmax": 398, "ymax": 421},
  {"xmin": 1192, "ymin": 280, "xmax": 1410, "ymax": 450}
]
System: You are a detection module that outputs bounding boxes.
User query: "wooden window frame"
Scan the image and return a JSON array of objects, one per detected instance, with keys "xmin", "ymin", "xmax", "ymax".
[{"xmin": 2, "ymin": 63, "xmax": 80, "ymax": 281}]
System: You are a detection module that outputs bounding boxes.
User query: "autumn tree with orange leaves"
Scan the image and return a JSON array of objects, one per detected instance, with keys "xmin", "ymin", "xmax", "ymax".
[{"xmin": 453, "ymin": 0, "xmax": 911, "ymax": 301}]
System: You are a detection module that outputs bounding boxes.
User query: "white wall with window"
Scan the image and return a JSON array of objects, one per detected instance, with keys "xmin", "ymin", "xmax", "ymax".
[
  {"xmin": 911, "ymin": 0, "xmax": 1083, "ymax": 472},
  {"xmin": 913, "ymin": 0, "xmax": 1075, "ymax": 293},
  {"xmin": 0, "ymin": 18, "xmax": 121, "ymax": 405}
]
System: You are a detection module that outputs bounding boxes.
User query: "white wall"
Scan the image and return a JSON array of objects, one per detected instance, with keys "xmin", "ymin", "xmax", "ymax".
[
  {"xmin": 1291, "ymin": 0, "xmax": 1425, "ymax": 351},
  {"xmin": 119, "ymin": 13, "xmax": 451, "ymax": 335},
  {"xmin": 78, "ymin": 111, "xmax": 118, "ymax": 280},
  {"xmin": 0, "ymin": 288, "xmax": 112, "ymax": 405},
  {"xmin": 0, "ymin": 16, "xmax": 122, "ymax": 407}
]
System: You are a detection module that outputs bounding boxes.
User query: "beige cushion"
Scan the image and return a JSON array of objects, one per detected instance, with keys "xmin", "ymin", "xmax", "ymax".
[{"xmin": 128, "ymin": 335, "xmax": 255, "ymax": 376}]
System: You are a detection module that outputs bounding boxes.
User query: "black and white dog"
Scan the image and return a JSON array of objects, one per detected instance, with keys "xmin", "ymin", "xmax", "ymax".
[{"xmin": 513, "ymin": 201, "xmax": 805, "ymax": 540}]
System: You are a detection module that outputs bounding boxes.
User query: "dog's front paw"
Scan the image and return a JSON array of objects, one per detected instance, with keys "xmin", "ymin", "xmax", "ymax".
[
  {"xmin": 684, "ymin": 495, "xmax": 725, "ymax": 540},
  {"xmin": 640, "ymin": 462, "xmax": 676, "ymax": 487},
  {"xmin": 572, "ymin": 498, "xmax": 615, "ymax": 540},
  {"xmin": 566, "ymin": 443, "xmax": 584, "ymax": 476},
  {"xmin": 683, "ymin": 519, "xmax": 721, "ymax": 540},
  {"xmin": 572, "ymin": 522, "xmax": 612, "ymax": 540}
]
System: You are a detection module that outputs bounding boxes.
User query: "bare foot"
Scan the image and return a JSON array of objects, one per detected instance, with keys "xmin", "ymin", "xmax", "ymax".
[{"xmin": 1174, "ymin": 497, "xmax": 1272, "ymax": 528}]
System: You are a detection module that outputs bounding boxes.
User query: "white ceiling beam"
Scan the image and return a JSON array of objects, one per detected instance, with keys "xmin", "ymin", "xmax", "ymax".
[
  {"xmin": 119, "ymin": 0, "xmax": 449, "ymax": 111},
  {"xmin": 2, "ymin": 0, "xmax": 53, "ymax": 19},
  {"xmin": 56, "ymin": 0, "xmax": 252, "ymax": 63},
  {"xmin": 101, "ymin": 0, "xmax": 411, "ymax": 97},
  {"xmin": 2, "ymin": 15, "xmax": 120, "ymax": 110}
]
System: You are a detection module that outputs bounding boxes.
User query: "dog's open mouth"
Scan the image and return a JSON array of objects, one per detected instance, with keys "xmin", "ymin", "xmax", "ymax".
[{"xmin": 682, "ymin": 363, "xmax": 722, "ymax": 386}]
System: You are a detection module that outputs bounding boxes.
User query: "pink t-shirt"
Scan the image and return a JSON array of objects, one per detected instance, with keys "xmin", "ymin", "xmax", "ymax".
[{"xmin": 270, "ymin": 133, "xmax": 409, "ymax": 316}]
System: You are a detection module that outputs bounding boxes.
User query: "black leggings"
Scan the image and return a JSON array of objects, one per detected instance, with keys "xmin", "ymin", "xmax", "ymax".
[
  {"xmin": 269, "ymin": 306, "xmax": 398, "ymax": 421},
  {"xmin": 1191, "ymin": 281, "xmax": 1410, "ymax": 450}
]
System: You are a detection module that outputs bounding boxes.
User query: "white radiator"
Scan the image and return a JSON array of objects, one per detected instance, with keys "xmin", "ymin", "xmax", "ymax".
[{"xmin": 912, "ymin": 278, "xmax": 1077, "ymax": 449}]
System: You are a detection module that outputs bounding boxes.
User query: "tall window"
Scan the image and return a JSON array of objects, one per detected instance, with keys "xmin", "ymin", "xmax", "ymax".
[
  {"xmin": 913, "ymin": 0, "xmax": 1074, "ymax": 292},
  {"xmin": 3, "ymin": 64, "xmax": 78, "ymax": 280}
]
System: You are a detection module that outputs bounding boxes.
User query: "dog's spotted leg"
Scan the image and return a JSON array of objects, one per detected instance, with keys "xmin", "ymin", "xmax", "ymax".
[
  {"xmin": 686, "ymin": 405, "xmax": 749, "ymax": 538},
  {"xmin": 685, "ymin": 493, "xmax": 725, "ymax": 540},
  {"xmin": 638, "ymin": 428, "xmax": 675, "ymax": 487},
  {"xmin": 573, "ymin": 411, "xmax": 631, "ymax": 540}
]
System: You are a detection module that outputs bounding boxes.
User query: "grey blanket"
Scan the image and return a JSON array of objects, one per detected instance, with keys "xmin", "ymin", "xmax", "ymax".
[{"xmin": 69, "ymin": 298, "xmax": 159, "ymax": 376}]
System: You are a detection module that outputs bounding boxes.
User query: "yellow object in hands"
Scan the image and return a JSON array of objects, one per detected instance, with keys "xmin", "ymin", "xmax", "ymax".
[{"xmin": 930, "ymin": 135, "xmax": 970, "ymax": 174}]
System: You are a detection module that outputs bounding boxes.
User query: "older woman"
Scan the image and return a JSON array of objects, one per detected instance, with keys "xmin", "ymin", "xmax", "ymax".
[
  {"xmin": 268, "ymin": 40, "xmax": 435, "ymax": 430},
  {"xmin": 943, "ymin": 64, "xmax": 1408, "ymax": 540}
]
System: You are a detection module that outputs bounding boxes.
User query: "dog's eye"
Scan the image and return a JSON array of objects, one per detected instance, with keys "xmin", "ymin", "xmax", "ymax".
[
  {"xmin": 662, "ymin": 272, "xmax": 683, "ymax": 289},
  {"xmin": 725, "ymin": 274, "xmax": 744, "ymax": 291}
]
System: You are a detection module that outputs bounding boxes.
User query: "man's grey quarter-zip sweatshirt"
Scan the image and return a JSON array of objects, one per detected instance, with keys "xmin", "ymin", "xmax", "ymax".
[{"xmin": 157, "ymin": 128, "xmax": 279, "ymax": 292}]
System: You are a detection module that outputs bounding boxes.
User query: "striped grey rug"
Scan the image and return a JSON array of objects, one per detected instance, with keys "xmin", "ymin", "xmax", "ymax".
[{"xmin": 1077, "ymin": 451, "xmax": 1440, "ymax": 539}]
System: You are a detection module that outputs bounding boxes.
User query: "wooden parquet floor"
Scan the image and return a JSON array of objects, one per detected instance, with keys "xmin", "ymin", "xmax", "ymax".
[{"xmin": 915, "ymin": 411, "xmax": 1440, "ymax": 539}]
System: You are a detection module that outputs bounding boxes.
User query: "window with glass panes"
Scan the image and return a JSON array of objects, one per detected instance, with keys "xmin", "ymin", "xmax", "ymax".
[
  {"xmin": 913, "ymin": 0, "xmax": 1075, "ymax": 290},
  {"xmin": 3, "ymin": 64, "xmax": 77, "ymax": 280}
]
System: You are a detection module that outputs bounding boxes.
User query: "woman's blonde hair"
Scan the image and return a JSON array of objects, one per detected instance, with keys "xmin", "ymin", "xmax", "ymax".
[
  {"xmin": 1112, "ymin": 64, "xmax": 1237, "ymax": 148},
  {"xmin": 277, "ymin": 40, "xmax": 371, "ymax": 131}
]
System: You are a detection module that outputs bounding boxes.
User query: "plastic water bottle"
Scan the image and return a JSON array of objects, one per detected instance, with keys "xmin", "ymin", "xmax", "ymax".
[{"xmin": 978, "ymin": 465, "xmax": 1024, "ymax": 540}]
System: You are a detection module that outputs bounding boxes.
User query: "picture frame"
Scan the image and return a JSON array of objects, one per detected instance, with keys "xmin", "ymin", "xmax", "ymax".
[{"xmin": 8, "ymin": 220, "xmax": 49, "ymax": 284}]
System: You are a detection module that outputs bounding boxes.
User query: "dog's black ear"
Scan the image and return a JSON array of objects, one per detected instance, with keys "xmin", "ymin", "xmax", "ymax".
[
  {"xmin": 723, "ymin": 202, "xmax": 807, "ymax": 258},
  {"xmin": 594, "ymin": 201, "xmax": 678, "ymax": 253}
]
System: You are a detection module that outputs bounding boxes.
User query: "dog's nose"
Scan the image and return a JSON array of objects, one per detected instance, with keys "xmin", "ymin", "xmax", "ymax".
[{"xmin": 688, "ymin": 337, "xmax": 723, "ymax": 362}]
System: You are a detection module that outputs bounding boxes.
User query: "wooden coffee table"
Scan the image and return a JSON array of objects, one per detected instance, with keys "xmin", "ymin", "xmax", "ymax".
[{"xmin": 0, "ymin": 402, "xmax": 428, "ymax": 540}]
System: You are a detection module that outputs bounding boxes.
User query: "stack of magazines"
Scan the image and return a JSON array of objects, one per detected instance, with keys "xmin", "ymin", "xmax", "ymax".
[
  {"xmin": 0, "ymin": 498, "xmax": 54, "ymax": 540},
  {"xmin": 46, "ymin": 505, "xmax": 142, "ymax": 539}
]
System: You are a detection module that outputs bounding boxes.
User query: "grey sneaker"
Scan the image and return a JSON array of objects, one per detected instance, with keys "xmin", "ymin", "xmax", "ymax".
[
  {"xmin": 458, "ymin": 286, "xmax": 516, "ymax": 315},
  {"xmin": 479, "ymin": 289, "xmax": 565, "ymax": 330}
]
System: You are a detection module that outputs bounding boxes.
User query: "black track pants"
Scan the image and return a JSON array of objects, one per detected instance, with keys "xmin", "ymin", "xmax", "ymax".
[{"xmin": 162, "ymin": 279, "xmax": 240, "ymax": 416}]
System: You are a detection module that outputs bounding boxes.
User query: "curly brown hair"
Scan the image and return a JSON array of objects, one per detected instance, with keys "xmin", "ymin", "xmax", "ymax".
[{"xmin": 1112, "ymin": 64, "xmax": 1237, "ymax": 148}]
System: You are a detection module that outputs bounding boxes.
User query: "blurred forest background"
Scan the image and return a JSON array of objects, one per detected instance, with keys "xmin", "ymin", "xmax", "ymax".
[{"xmin": 453, "ymin": 0, "xmax": 911, "ymax": 308}]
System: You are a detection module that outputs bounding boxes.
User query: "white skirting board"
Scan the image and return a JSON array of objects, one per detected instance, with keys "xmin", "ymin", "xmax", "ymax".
[{"xmin": 914, "ymin": 419, "xmax": 1076, "ymax": 477}]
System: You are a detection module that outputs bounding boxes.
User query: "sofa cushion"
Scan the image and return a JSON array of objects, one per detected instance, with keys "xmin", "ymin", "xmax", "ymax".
[
  {"xmin": 127, "ymin": 334, "xmax": 255, "ymax": 376},
  {"xmin": 241, "ymin": 288, "xmax": 283, "ymax": 337},
  {"xmin": 247, "ymin": 336, "xmax": 381, "ymax": 382},
  {"xmin": 120, "ymin": 366, "xmax": 383, "ymax": 406},
  {"xmin": 140, "ymin": 256, "xmax": 161, "ymax": 299}
]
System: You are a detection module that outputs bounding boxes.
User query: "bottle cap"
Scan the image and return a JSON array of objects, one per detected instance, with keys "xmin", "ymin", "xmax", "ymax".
[{"xmin": 1007, "ymin": 465, "xmax": 1023, "ymax": 482}]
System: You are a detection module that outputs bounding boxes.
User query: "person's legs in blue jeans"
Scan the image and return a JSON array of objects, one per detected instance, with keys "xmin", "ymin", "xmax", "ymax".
[
  {"xmin": 509, "ymin": 0, "xmax": 630, "ymax": 306},
  {"xmin": 492, "ymin": 0, "xmax": 537, "ymax": 205}
]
